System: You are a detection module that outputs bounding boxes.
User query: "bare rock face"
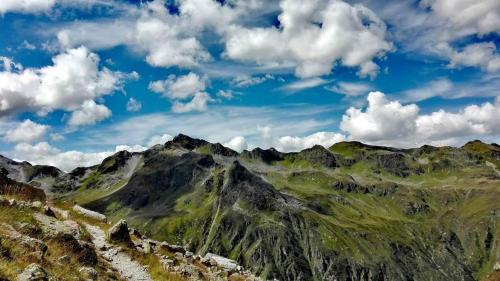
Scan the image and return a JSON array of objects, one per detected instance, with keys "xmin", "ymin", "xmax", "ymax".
[
  {"xmin": 17, "ymin": 263, "xmax": 48, "ymax": 281},
  {"xmin": 108, "ymin": 219, "xmax": 132, "ymax": 244}
]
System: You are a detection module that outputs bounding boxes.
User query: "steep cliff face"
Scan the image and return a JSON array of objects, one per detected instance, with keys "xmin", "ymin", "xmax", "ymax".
[{"xmin": 3, "ymin": 136, "xmax": 499, "ymax": 281}]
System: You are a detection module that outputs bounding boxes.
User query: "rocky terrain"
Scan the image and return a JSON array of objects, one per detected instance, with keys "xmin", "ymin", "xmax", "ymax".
[
  {"xmin": 1, "ymin": 135, "xmax": 500, "ymax": 280},
  {"xmin": 0, "ymin": 172, "xmax": 261, "ymax": 280}
]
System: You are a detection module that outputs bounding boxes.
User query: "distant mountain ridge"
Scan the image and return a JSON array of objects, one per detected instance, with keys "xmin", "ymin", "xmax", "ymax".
[{"xmin": 1, "ymin": 135, "xmax": 500, "ymax": 281}]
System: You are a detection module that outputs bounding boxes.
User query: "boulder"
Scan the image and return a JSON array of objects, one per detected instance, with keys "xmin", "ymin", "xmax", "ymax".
[
  {"xmin": 107, "ymin": 219, "xmax": 132, "ymax": 244},
  {"xmin": 17, "ymin": 263, "xmax": 48, "ymax": 281},
  {"xmin": 73, "ymin": 205, "xmax": 107, "ymax": 222},
  {"xmin": 159, "ymin": 241, "xmax": 186, "ymax": 254},
  {"xmin": 205, "ymin": 253, "xmax": 239, "ymax": 272},
  {"xmin": 31, "ymin": 201, "xmax": 43, "ymax": 209}
]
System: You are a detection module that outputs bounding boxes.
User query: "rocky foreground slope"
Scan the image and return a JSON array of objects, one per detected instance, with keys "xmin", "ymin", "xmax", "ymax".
[
  {"xmin": 1, "ymin": 135, "xmax": 500, "ymax": 280},
  {"xmin": 0, "ymin": 169, "xmax": 261, "ymax": 280}
]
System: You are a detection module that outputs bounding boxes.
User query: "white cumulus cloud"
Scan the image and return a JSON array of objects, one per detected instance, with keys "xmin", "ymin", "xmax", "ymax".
[
  {"xmin": 147, "ymin": 133, "xmax": 173, "ymax": 147},
  {"xmin": 4, "ymin": 119, "xmax": 50, "ymax": 143},
  {"xmin": 274, "ymin": 132, "xmax": 346, "ymax": 152},
  {"xmin": 0, "ymin": 46, "xmax": 131, "ymax": 124},
  {"xmin": 13, "ymin": 142, "xmax": 114, "ymax": 172},
  {"xmin": 223, "ymin": 136, "xmax": 248, "ymax": 152},
  {"xmin": 150, "ymin": 72, "xmax": 213, "ymax": 113},
  {"xmin": 68, "ymin": 100, "xmax": 112, "ymax": 127},
  {"xmin": 340, "ymin": 91, "xmax": 500, "ymax": 147},
  {"xmin": 224, "ymin": 0, "xmax": 393, "ymax": 78}
]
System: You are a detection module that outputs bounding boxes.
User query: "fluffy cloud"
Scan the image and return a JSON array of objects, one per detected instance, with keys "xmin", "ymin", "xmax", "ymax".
[
  {"xmin": 0, "ymin": 47, "xmax": 131, "ymax": 124},
  {"xmin": 4, "ymin": 119, "xmax": 49, "ymax": 143},
  {"xmin": 340, "ymin": 92, "xmax": 500, "ymax": 147},
  {"xmin": 216, "ymin": 90, "xmax": 234, "ymax": 100},
  {"xmin": 126, "ymin": 98, "xmax": 142, "ymax": 112},
  {"xmin": 149, "ymin": 72, "xmax": 207, "ymax": 99},
  {"xmin": 13, "ymin": 142, "xmax": 114, "ymax": 171},
  {"xmin": 274, "ymin": 132, "xmax": 346, "ymax": 152},
  {"xmin": 150, "ymin": 73, "xmax": 213, "ymax": 113},
  {"xmin": 223, "ymin": 136, "xmax": 248, "ymax": 152},
  {"xmin": 341, "ymin": 92, "xmax": 419, "ymax": 143},
  {"xmin": 224, "ymin": 0, "xmax": 392, "ymax": 78},
  {"xmin": 0, "ymin": 57, "xmax": 22, "ymax": 72},
  {"xmin": 172, "ymin": 92, "xmax": 212, "ymax": 113},
  {"xmin": 0, "ymin": 0, "xmax": 55, "ymax": 14},
  {"xmin": 68, "ymin": 100, "xmax": 112, "ymax": 127},
  {"xmin": 147, "ymin": 133, "xmax": 173, "ymax": 147},
  {"xmin": 420, "ymin": 0, "xmax": 500, "ymax": 36},
  {"xmin": 58, "ymin": 0, "xmax": 211, "ymax": 68},
  {"xmin": 115, "ymin": 144, "xmax": 147, "ymax": 153},
  {"xmin": 55, "ymin": 0, "xmax": 391, "ymax": 78},
  {"xmin": 438, "ymin": 42, "xmax": 500, "ymax": 73}
]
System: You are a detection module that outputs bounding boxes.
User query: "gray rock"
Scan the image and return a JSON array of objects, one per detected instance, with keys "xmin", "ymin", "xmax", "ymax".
[
  {"xmin": 31, "ymin": 201, "xmax": 43, "ymax": 209},
  {"xmin": 184, "ymin": 251, "xmax": 194, "ymax": 258},
  {"xmin": 494, "ymin": 262, "xmax": 500, "ymax": 271},
  {"xmin": 17, "ymin": 263, "xmax": 48, "ymax": 281},
  {"xmin": 205, "ymin": 253, "xmax": 239, "ymax": 271},
  {"xmin": 33, "ymin": 213, "xmax": 81, "ymax": 239},
  {"xmin": 48, "ymin": 206, "xmax": 70, "ymax": 220},
  {"xmin": 43, "ymin": 206, "xmax": 56, "ymax": 218},
  {"xmin": 79, "ymin": 266, "xmax": 98, "ymax": 281},
  {"xmin": 73, "ymin": 205, "xmax": 107, "ymax": 222},
  {"xmin": 107, "ymin": 219, "xmax": 131, "ymax": 244}
]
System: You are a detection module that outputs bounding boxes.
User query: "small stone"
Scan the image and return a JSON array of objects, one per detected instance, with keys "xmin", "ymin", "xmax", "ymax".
[
  {"xmin": 184, "ymin": 251, "xmax": 194, "ymax": 258},
  {"xmin": 142, "ymin": 240, "xmax": 151, "ymax": 254},
  {"xmin": 18, "ymin": 263, "xmax": 48, "ymax": 281},
  {"xmin": 175, "ymin": 252, "xmax": 184, "ymax": 258},
  {"xmin": 494, "ymin": 262, "xmax": 500, "ymax": 271},
  {"xmin": 31, "ymin": 201, "xmax": 43, "ymax": 209},
  {"xmin": 43, "ymin": 206, "xmax": 56, "ymax": 218},
  {"xmin": 79, "ymin": 266, "xmax": 98, "ymax": 281},
  {"xmin": 8, "ymin": 199, "xmax": 17, "ymax": 206},
  {"xmin": 57, "ymin": 255, "xmax": 71, "ymax": 264}
]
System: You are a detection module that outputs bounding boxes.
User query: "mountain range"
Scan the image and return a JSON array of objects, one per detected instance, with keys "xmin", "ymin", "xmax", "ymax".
[{"xmin": 1, "ymin": 134, "xmax": 500, "ymax": 281}]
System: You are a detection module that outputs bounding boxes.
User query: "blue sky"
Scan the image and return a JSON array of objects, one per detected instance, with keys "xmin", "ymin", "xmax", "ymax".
[{"xmin": 0, "ymin": 0, "xmax": 499, "ymax": 170}]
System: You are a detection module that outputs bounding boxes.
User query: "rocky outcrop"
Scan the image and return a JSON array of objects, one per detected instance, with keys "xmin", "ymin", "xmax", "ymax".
[
  {"xmin": 108, "ymin": 219, "xmax": 132, "ymax": 244},
  {"xmin": 241, "ymin": 147, "xmax": 284, "ymax": 163},
  {"xmin": 17, "ymin": 263, "xmax": 48, "ymax": 281},
  {"xmin": 33, "ymin": 213, "xmax": 81, "ymax": 239},
  {"xmin": 221, "ymin": 161, "xmax": 300, "ymax": 210},
  {"xmin": 0, "ymin": 173, "xmax": 45, "ymax": 201}
]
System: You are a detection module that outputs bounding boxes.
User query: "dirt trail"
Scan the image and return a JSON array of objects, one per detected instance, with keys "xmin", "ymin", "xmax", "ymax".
[{"xmin": 83, "ymin": 223, "xmax": 152, "ymax": 281}]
